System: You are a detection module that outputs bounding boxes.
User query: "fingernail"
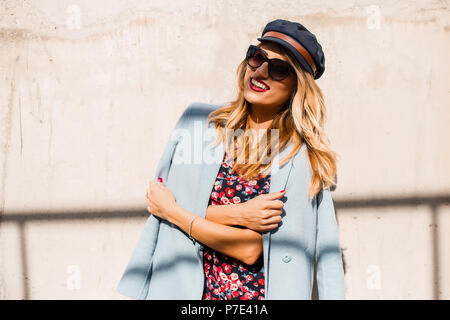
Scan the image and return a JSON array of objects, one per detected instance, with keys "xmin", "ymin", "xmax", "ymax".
[
  {"xmin": 158, "ymin": 177, "xmax": 163, "ymax": 183},
  {"xmin": 281, "ymin": 190, "xmax": 285, "ymax": 193}
]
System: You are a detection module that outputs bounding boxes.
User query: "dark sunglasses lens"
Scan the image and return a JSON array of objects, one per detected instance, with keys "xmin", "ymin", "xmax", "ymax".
[
  {"xmin": 246, "ymin": 47, "xmax": 265, "ymax": 68},
  {"xmin": 246, "ymin": 46, "xmax": 293, "ymax": 80},
  {"xmin": 270, "ymin": 60, "xmax": 291, "ymax": 80}
]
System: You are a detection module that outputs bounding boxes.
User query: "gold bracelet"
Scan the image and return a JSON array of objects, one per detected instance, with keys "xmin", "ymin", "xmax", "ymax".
[{"xmin": 188, "ymin": 216, "xmax": 198, "ymax": 245}]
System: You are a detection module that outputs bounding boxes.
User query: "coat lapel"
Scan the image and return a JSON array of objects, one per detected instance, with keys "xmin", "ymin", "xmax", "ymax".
[
  {"xmin": 262, "ymin": 141, "xmax": 295, "ymax": 298},
  {"xmin": 197, "ymin": 127, "xmax": 225, "ymax": 219}
]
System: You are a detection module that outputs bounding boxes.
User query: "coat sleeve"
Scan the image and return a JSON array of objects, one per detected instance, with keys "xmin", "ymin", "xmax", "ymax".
[
  {"xmin": 314, "ymin": 187, "xmax": 346, "ymax": 299},
  {"xmin": 116, "ymin": 105, "xmax": 192, "ymax": 299}
]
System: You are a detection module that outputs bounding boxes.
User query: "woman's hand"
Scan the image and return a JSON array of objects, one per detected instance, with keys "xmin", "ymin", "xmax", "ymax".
[
  {"xmin": 146, "ymin": 178, "xmax": 178, "ymax": 221},
  {"xmin": 237, "ymin": 190, "xmax": 286, "ymax": 233}
]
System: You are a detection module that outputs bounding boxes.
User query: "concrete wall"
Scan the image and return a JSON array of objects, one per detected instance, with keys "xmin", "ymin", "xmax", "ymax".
[{"xmin": 0, "ymin": 0, "xmax": 449, "ymax": 299}]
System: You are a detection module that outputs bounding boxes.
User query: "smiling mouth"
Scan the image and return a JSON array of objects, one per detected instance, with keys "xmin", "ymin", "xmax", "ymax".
[{"xmin": 250, "ymin": 77, "xmax": 270, "ymax": 91}]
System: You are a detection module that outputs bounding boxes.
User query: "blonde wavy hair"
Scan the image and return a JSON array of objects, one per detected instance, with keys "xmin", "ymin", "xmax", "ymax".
[{"xmin": 207, "ymin": 42, "xmax": 338, "ymax": 200}]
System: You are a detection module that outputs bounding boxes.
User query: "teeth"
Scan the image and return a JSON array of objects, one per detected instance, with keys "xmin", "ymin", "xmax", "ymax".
[{"xmin": 251, "ymin": 78, "xmax": 268, "ymax": 90}]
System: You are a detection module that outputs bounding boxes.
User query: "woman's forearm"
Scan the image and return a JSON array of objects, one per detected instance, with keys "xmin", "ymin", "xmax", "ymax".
[
  {"xmin": 167, "ymin": 204, "xmax": 262, "ymax": 265},
  {"xmin": 205, "ymin": 203, "xmax": 244, "ymax": 226}
]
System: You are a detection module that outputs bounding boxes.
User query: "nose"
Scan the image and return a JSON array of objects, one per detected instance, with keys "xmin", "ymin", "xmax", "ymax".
[{"xmin": 252, "ymin": 61, "xmax": 269, "ymax": 79}]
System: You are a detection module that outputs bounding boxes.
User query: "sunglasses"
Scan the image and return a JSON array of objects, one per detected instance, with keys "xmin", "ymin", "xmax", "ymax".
[{"xmin": 245, "ymin": 45, "xmax": 295, "ymax": 81}]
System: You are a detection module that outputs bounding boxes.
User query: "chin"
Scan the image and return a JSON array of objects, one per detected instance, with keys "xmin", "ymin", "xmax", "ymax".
[{"xmin": 244, "ymin": 90, "xmax": 265, "ymax": 105}]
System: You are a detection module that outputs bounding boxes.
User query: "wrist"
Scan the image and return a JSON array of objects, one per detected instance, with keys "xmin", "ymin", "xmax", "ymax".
[
  {"xmin": 232, "ymin": 203, "xmax": 246, "ymax": 227},
  {"xmin": 167, "ymin": 203, "xmax": 197, "ymax": 235},
  {"xmin": 167, "ymin": 202, "xmax": 182, "ymax": 225}
]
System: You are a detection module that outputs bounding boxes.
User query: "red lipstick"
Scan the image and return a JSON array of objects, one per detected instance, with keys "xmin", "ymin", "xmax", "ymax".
[{"xmin": 250, "ymin": 77, "xmax": 270, "ymax": 92}]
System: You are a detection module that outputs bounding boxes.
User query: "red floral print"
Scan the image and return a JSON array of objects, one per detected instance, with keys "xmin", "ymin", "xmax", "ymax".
[{"xmin": 202, "ymin": 153, "xmax": 271, "ymax": 300}]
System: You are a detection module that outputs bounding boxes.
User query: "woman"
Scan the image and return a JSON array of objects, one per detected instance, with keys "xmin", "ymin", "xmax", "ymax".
[{"xmin": 117, "ymin": 19, "xmax": 345, "ymax": 300}]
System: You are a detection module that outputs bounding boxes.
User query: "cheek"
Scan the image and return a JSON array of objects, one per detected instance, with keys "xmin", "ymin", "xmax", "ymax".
[
  {"xmin": 243, "ymin": 74, "xmax": 249, "ymax": 85},
  {"xmin": 271, "ymin": 83, "xmax": 293, "ymax": 98},
  {"xmin": 278, "ymin": 79, "xmax": 296, "ymax": 98},
  {"xmin": 288, "ymin": 76, "xmax": 297, "ymax": 92},
  {"xmin": 243, "ymin": 69, "xmax": 251, "ymax": 83}
]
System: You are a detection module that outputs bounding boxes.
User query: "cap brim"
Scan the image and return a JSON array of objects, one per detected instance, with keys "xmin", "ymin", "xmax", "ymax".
[{"xmin": 257, "ymin": 36, "xmax": 314, "ymax": 76}]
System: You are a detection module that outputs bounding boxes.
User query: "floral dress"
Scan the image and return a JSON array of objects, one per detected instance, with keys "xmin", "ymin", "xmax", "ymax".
[{"xmin": 201, "ymin": 153, "xmax": 271, "ymax": 300}]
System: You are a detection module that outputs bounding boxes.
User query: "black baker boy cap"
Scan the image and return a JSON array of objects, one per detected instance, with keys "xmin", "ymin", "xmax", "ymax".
[{"xmin": 257, "ymin": 19, "xmax": 325, "ymax": 80}]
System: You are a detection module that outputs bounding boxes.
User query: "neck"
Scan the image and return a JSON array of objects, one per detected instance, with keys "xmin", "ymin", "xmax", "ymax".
[
  {"xmin": 247, "ymin": 103, "xmax": 285, "ymax": 150},
  {"xmin": 247, "ymin": 103, "xmax": 285, "ymax": 130}
]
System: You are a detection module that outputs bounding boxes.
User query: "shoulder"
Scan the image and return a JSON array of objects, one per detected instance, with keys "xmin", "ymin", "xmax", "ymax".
[
  {"xmin": 175, "ymin": 102, "xmax": 224, "ymax": 132},
  {"xmin": 183, "ymin": 102, "xmax": 224, "ymax": 122},
  {"xmin": 291, "ymin": 143, "xmax": 309, "ymax": 169},
  {"xmin": 289, "ymin": 143, "xmax": 314, "ymax": 185}
]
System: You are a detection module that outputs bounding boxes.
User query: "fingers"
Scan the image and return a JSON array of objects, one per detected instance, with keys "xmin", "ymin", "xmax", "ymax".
[
  {"xmin": 146, "ymin": 177, "xmax": 164, "ymax": 215},
  {"xmin": 258, "ymin": 210, "xmax": 283, "ymax": 232},
  {"xmin": 149, "ymin": 177, "xmax": 164, "ymax": 189},
  {"xmin": 261, "ymin": 224, "xmax": 280, "ymax": 232},
  {"xmin": 262, "ymin": 190, "xmax": 286, "ymax": 200},
  {"xmin": 261, "ymin": 208, "xmax": 282, "ymax": 219},
  {"xmin": 148, "ymin": 178, "xmax": 164, "ymax": 197},
  {"xmin": 265, "ymin": 199, "xmax": 284, "ymax": 210},
  {"xmin": 264, "ymin": 215, "xmax": 282, "ymax": 225},
  {"xmin": 146, "ymin": 179, "xmax": 157, "ymax": 201},
  {"xmin": 146, "ymin": 190, "xmax": 152, "ymax": 203},
  {"xmin": 146, "ymin": 182, "xmax": 153, "ymax": 200},
  {"xmin": 146, "ymin": 177, "xmax": 169, "ymax": 204},
  {"xmin": 261, "ymin": 200, "xmax": 284, "ymax": 212}
]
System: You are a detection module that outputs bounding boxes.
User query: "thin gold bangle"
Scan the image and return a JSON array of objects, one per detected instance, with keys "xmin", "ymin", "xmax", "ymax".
[{"xmin": 188, "ymin": 216, "xmax": 198, "ymax": 244}]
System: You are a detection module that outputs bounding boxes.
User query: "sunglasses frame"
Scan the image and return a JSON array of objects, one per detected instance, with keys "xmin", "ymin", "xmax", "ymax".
[{"xmin": 245, "ymin": 44, "xmax": 295, "ymax": 81}]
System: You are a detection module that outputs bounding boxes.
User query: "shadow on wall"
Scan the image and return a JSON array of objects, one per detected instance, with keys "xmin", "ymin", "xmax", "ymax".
[{"xmin": 0, "ymin": 193, "xmax": 448, "ymax": 299}]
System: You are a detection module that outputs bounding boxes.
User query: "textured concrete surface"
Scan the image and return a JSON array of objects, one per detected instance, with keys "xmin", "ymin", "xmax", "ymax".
[{"xmin": 0, "ymin": 0, "xmax": 449, "ymax": 299}]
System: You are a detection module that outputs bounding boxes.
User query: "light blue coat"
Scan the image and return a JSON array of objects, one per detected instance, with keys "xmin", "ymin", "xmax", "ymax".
[{"xmin": 117, "ymin": 102, "xmax": 346, "ymax": 300}]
